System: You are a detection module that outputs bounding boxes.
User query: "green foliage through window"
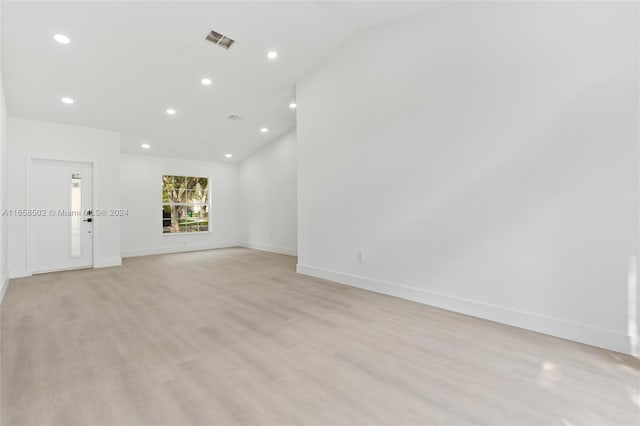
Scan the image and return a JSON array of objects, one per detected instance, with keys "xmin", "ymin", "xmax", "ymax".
[{"xmin": 162, "ymin": 175, "xmax": 209, "ymax": 233}]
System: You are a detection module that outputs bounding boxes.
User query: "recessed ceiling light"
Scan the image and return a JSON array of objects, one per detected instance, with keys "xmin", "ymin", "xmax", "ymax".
[
  {"xmin": 260, "ymin": 127, "xmax": 269, "ymax": 133},
  {"xmin": 267, "ymin": 51, "xmax": 278, "ymax": 60},
  {"xmin": 289, "ymin": 102, "xmax": 297, "ymax": 109},
  {"xmin": 225, "ymin": 153, "xmax": 232, "ymax": 158},
  {"xmin": 61, "ymin": 97, "xmax": 74, "ymax": 104},
  {"xmin": 166, "ymin": 108, "xmax": 176, "ymax": 115},
  {"xmin": 201, "ymin": 78, "xmax": 212, "ymax": 86},
  {"xmin": 54, "ymin": 34, "xmax": 70, "ymax": 44},
  {"xmin": 141, "ymin": 143, "xmax": 151, "ymax": 149}
]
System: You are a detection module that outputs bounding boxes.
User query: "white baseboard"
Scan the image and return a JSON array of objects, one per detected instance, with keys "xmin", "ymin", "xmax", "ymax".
[
  {"xmin": 9, "ymin": 269, "xmax": 30, "ymax": 279},
  {"xmin": 121, "ymin": 242, "xmax": 239, "ymax": 258},
  {"xmin": 239, "ymin": 241, "xmax": 297, "ymax": 256},
  {"xmin": 296, "ymin": 263, "xmax": 633, "ymax": 356},
  {"xmin": 94, "ymin": 257, "xmax": 122, "ymax": 269},
  {"xmin": 0, "ymin": 275, "xmax": 8, "ymax": 305}
]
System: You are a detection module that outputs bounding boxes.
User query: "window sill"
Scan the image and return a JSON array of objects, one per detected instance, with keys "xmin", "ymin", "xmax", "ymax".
[{"xmin": 162, "ymin": 230, "xmax": 212, "ymax": 236}]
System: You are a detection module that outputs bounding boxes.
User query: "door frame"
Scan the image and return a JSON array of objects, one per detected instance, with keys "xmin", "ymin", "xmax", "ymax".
[{"xmin": 26, "ymin": 155, "xmax": 99, "ymax": 276}]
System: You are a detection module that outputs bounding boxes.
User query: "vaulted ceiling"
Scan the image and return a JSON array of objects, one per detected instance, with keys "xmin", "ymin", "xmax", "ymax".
[{"xmin": 2, "ymin": 1, "xmax": 440, "ymax": 162}]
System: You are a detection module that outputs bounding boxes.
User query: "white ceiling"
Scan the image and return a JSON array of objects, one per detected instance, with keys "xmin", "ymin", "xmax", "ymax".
[{"xmin": 2, "ymin": 1, "xmax": 440, "ymax": 162}]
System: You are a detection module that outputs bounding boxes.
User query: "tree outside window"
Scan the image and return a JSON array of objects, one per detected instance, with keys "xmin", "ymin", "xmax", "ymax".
[{"xmin": 162, "ymin": 175, "xmax": 209, "ymax": 233}]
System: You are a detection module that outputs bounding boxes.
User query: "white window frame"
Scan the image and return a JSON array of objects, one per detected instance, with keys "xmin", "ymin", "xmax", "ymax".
[{"xmin": 161, "ymin": 175, "xmax": 211, "ymax": 235}]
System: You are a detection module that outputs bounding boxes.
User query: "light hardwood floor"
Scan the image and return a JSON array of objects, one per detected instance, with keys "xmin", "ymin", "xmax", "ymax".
[{"xmin": 1, "ymin": 248, "xmax": 638, "ymax": 425}]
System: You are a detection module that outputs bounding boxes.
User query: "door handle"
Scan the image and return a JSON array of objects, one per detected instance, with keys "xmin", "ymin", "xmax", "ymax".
[{"xmin": 83, "ymin": 218, "xmax": 93, "ymax": 223}]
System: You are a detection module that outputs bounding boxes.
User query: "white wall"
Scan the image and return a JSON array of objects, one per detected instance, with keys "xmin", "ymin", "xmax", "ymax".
[
  {"xmin": 297, "ymin": 1, "xmax": 639, "ymax": 354},
  {"xmin": 7, "ymin": 118, "xmax": 122, "ymax": 277},
  {"xmin": 120, "ymin": 153, "xmax": 239, "ymax": 257},
  {"xmin": 239, "ymin": 129, "xmax": 297, "ymax": 255},
  {"xmin": 0, "ymin": 81, "xmax": 7, "ymax": 298},
  {"xmin": 0, "ymin": 0, "xmax": 8, "ymax": 300}
]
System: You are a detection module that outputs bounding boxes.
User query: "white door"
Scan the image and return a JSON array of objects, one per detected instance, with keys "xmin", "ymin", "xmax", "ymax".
[{"xmin": 30, "ymin": 159, "xmax": 93, "ymax": 273}]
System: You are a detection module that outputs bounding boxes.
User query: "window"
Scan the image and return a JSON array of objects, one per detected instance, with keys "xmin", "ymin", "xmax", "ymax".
[
  {"xmin": 70, "ymin": 171, "xmax": 82, "ymax": 256},
  {"xmin": 162, "ymin": 175, "xmax": 209, "ymax": 233}
]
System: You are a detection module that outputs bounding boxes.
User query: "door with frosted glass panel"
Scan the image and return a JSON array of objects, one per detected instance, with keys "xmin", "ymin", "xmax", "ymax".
[{"xmin": 30, "ymin": 159, "xmax": 93, "ymax": 273}]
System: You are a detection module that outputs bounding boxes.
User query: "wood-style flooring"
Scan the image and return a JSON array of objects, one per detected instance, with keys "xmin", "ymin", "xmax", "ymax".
[{"xmin": 1, "ymin": 248, "xmax": 639, "ymax": 425}]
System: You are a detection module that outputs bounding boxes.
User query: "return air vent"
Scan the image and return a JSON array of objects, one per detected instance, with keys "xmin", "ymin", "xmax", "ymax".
[
  {"xmin": 206, "ymin": 30, "xmax": 235, "ymax": 49},
  {"xmin": 228, "ymin": 115, "xmax": 242, "ymax": 121}
]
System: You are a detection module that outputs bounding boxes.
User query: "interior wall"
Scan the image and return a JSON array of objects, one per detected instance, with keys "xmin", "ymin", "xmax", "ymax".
[
  {"xmin": 0, "ymin": 0, "xmax": 8, "ymax": 300},
  {"xmin": 239, "ymin": 129, "xmax": 297, "ymax": 255},
  {"xmin": 120, "ymin": 153, "xmax": 239, "ymax": 257},
  {"xmin": 7, "ymin": 118, "xmax": 122, "ymax": 277},
  {"xmin": 296, "ymin": 1, "xmax": 639, "ymax": 354}
]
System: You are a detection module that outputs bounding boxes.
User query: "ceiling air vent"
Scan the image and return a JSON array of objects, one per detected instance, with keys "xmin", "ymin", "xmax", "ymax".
[
  {"xmin": 228, "ymin": 115, "xmax": 242, "ymax": 121},
  {"xmin": 206, "ymin": 30, "xmax": 235, "ymax": 49}
]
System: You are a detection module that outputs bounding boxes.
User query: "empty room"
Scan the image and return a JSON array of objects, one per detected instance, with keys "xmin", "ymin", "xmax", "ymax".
[{"xmin": 0, "ymin": 0, "xmax": 638, "ymax": 425}]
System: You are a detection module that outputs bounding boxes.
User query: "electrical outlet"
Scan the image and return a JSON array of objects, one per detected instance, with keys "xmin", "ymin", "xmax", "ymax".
[{"xmin": 357, "ymin": 250, "xmax": 364, "ymax": 263}]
